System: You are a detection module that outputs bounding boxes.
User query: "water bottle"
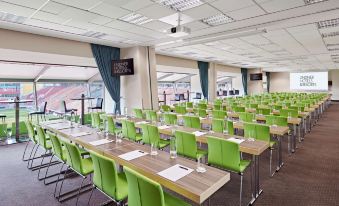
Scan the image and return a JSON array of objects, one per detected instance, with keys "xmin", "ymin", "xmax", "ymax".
[{"xmin": 170, "ymin": 137, "xmax": 177, "ymax": 159}]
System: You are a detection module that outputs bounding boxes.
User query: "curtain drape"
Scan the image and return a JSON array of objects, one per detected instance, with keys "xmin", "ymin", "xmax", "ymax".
[
  {"xmin": 266, "ymin": 72, "xmax": 271, "ymax": 93},
  {"xmin": 197, "ymin": 61, "xmax": 209, "ymax": 99},
  {"xmin": 91, "ymin": 44, "xmax": 121, "ymax": 114},
  {"xmin": 241, "ymin": 68, "xmax": 248, "ymax": 96}
]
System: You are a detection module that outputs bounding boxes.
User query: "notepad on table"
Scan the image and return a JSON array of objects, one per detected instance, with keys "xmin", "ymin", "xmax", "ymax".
[
  {"xmin": 118, "ymin": 150, "xmax": 148, "ymax": 161},
  {"xmin": 89, "ymin": 139, "xmax": 113, "ymax": 146},
  {"xmin": 71, "ymin": 132, "xmax": 91, "ymax": 138},
  {"xmin": 157, "ymin": 164, "xmax": 193, "ymax": 182},
  {"xmin": 192, "ymin": 131, "xmax": 206, "ymax": 137},
  {"xmin": 227, "ymin": 137, "xmax": 245, "ymax": 144},
  {"xmin": 158, "ymin": 125, "xmax": 170, "ymax": 130}
]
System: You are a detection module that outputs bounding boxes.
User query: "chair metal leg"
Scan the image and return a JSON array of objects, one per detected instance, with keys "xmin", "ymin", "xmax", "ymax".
[
  {"xmin": 76, "ymin": 176, "xmax": 87, "ymax": 206},
  {"xmin": 37, "ymin": 150, "xmax": 48, "ymax": 180},
  {"xmin": 28, "ymin": 145, "xmax": 39, "ymax": 169},
  {"xmin": 87, "ymin": 185, "xmax": 95, "ymax": 206},
  {"xmin": 54, "ymin": 163, "xmax": 65, "ymax": 197},
  {"xmin": 22, "ymin": 140, "xmax": 31, "ymax": 161},
  {"xmin": 57, "ymin": 166, "xmax": 70, "ymax": 201},
  {"xmin": 240, "ymin": 173, "xmax": 243, "ymax": 206},
  {"xmin": 269, "ymin": 148, "xmax": 275, "ymax": 177}
]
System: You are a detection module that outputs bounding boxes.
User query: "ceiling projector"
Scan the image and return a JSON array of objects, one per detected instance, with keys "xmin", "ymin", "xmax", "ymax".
[{"xmin": 168, "ymin": 25, "xmax": 191, "ymax": 37}]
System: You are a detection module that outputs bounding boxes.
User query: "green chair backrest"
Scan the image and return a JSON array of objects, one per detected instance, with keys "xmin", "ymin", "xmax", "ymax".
[
  {"xmin": 197, "ymin": 109, "xmax": 207, "ymax": 118},
  {"xmin": 11, "ymin": 121, "xmax": 28, "ymax": 136},
  {"xmin": 160, "ymin": 105, "xmax": 170, "ymax": 112},
  {"xmin": 175, "ymin": 130, "xmax": 198, "ymax": 159},
  {"xmin": 265, "ymin": 115, "xmax": 288, "ymax": 127},
  {"xmin": 214, "ymin": 104, "xmax": 221, "ymax": 110},
  {"xmin": 133, "ymin": 109, "xmax": 144, "ymax": 119},
  {"xmin": 145, "ymin": 110, "xmax": 157, "ymax": 122},
  {"xmin": 121, "ymin": 120, "xmax": 128, "ymax": 138},
  {"xmin": 0, "ymin": 123, "xmax": 7, "ymax": 139},
  {"xmin": 256, "ymin": 108, "xmax": 271, "ymax": 115},
  {"xmin": 107, "ymin": 117, "xmax": 118, "ymax": 134},
  {"xmin": 186, "ymin": 102, "xmax": 193, "ymax": 108},
  {"xmin": 212, "ymin": 110, "xmax": 226, "ymax": 119},
  {"xmin": 212, "ymin": 118, "xmax": 225, "ymax": 133},
  {"xmin": 197, "ymin": 103, "xmax": 207, "ymax": 110},
  {"xmin": 141, "ymin": 124, "xmax": 161, "ymax": 147},
  {"xmin": 280, "ymin": 109, "xmax": 298, "ymax": 118},
  {"xmin": 83, "ymin": 113, "xmax": 92, "ymax": 125},
  {"xmin": 24, "ymin": 121, "xmax": 36, "ymax": 143},
  {"xmin": 207, "ymin": 136, "xmax": 242, "ymax": 172},
  {"xmin": 183, "ymin": 116, "xmax": 200, "ymax": 129},
  {"xmin": 273, "ymin": 105, "xmax": 282, "ymax": 110},
  {"xmin": 36, "ymin": 125, "xmax": 48, "ymax": 149},
  {"xmin": 175, "ymin": 106, "xmax": 186, "ymax": 115},
  {"xmin": 163, "ymin": 113, "xmax": 177, "ymax": 125},
  {"xmin": 244, "ymin": 123, "xmax": 270, "ymax": 142},
  {"xmin": 92, "ymin": 112, "xmax": 101, "ymax": 129},
  {"xmin": 46, "ymin": 131, "xmax": 65, "ymax": 161},
  {"xmin": 124, "ymin": 167, "xmax": 165, "ymax": 206},
  {"xmin": 62, "ymin": 140, "xmax": 84, "ymax": 174},
  {"xmin": 227, "ymin": 120, "xmax": 234, "ymax": 135},
  {"xmin": 90, "ymin": 151, "xmax": 122, "ymax": 200},
  {"xmin": 249, "ymin": 103, "xmax": 258, "ymax": 109},
  {"xmin": 125, "ymin": 120, "xmax": 139, "ymax": 141},
  {"xmin": 233, "ymin": 106, "xmax": 245, "ymax": 112},
  {"xmin": 239, "ymin": 112, "xmax": 255, "ymax": 122}
]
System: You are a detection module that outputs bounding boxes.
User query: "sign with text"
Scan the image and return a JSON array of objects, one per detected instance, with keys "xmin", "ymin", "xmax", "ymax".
[
  {"xmin": 112, "ymin": 58, "xmax": 134, "ymax": 76},
  {"xmin": 290, "ymin": 72, "xmax": 328, "ymax": 91}
]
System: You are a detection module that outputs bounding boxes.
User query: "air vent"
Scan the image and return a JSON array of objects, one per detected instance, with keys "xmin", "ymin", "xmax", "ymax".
[
  {"xmin": 119, "ymin": 13, "xmax": 153, "ymax": 25},
  {"xmin": 304, "ymin": 0, "xmax": 327, "ymax": 4},
  {"xmin": 202, "ymin": 14, "xmax": 234, "ymax": 26},
  {"xmin": 81, "ymin": 31, "xmax": 107, "ymax": 38},
  {"xmin": 322, "ymin": 31, "xmax": 339, "ymax": 38},
  {"xmin": 0, "ymin": 12, "xmax": 26, "ymax": 24},
  {"xmin": 318, "ymin": 18, "xmax": 339, "ymax": 29},
  {"xmin": 157, "ymin": 0, "xmax": 203, "ymax": 12}
]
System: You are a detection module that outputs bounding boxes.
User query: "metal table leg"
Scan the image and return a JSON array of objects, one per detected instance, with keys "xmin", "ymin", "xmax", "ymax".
[
  {"xmin": 276, "ymin": 135, "xmax": 284, "ymax": 171},
  {"xmin": 249, "ymin": 155, "xmax": 263, "ymax": 205},
  {"xmin": 15, "ymin": 101, "xmax": 20, "ymax": 142}
]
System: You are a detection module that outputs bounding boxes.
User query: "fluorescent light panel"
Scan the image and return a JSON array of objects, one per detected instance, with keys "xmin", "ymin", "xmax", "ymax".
[
  {"xmin": 322, "ymin": 31, "xmax": 339, "ymax": 38},
  {"xmin": 0, "ymin": 12, "xmax": 26, "ymax": 23},
  {"xmin": 157, "ymin": 0, "xmax": 203, "ymax": 11},
  {"xmin": 202, "ymin": 14, "xmax": 234, "ymax": 26},
  {"xmin": 119, "ymin": 13, "xmax": 153, "ymax": 25},
  {"xmin": 318, "ymin": 18, "xmax": 339, "ymax": 29},
  {"xmin": 304, "ymin": 0, "xmax": 327, "ymax": 4},
  {"xmin": 82, "ymin": 31, "xmax": 107, "ymax": 38}
]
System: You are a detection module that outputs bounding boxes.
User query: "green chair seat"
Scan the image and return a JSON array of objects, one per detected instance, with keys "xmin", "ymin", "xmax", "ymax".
[
  {"xmin": 81, "ymin": 158, "xmax": 94, "ymax": 176},
  {"xmin": 164, "ymin": 192, "xmax": 191, "ymax": 206},
  {"xmin": 269, "ymin": 140, "xmax": 277, "ymax": 148},
  {"xmin": 197, "ymin": 149, "xmax": 208, "ymax": 159},
  {"xmin": 159, "ymin": 139, "xmax": 170, "ymax": 149},
  {"xmin": 239, "ymin": 160, "xmax": 251, "ymax": 173},
  {"xmin": 135, "ymin": 133, "xmax": 143, "ymax": 142},
  {"xmin": 116, "ymin": 172, "xmax": 128, "ymax": 201},
  {"xmin": 45, "ymin": 141, "xmax": 53, "ymax": 150}
]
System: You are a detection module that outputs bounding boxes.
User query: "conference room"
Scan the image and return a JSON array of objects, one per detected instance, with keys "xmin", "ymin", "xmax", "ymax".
[{"xmin": 0, "ymin": 0, "xmax": 338, "ymax": 206}]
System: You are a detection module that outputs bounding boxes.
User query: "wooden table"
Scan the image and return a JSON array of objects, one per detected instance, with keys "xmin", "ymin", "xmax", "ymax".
[
  {"xmin": 113, "ymin": 116, "xmax": 269, "ymax": 204},
  {"xmin": 41, "ymin": 120, "xmax": 231, "ymax": 205},
  {"xmin": 0, "ymin": 98, "xmax": 33, "ymax": 143},
  {"xmin": 71, "ymin": 94, "xmax": 94, "ymax": 125}
]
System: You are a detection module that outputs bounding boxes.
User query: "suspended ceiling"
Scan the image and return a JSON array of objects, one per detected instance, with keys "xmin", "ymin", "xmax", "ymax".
[{"xmin": 0, "ymin": 0, "xmax": 338, "ymax": 72}]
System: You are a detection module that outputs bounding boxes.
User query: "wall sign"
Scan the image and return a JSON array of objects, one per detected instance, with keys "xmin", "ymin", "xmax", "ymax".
[
  {"xmin": 112, "ymin": 58, "xmax": 134, "ymax": 76},
  {"xmin": 290, "ymin": 72, "xmax": 328, "ymax": 91}
]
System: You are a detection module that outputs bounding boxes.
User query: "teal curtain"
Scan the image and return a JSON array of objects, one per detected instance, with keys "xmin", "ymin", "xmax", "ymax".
[
  {"xmin": 241, "ymin": 68, "xmax": 248, "ymax": 96},
  {"xmin": 91, "ymin": 44, "xmax": 121, "ymax": 114},
  {"xmin": 266, "ymin": 72, "xmax": 271, "ymax": 93},
  {"xmin": 198, "ymin": 61, "xmax": 209, "ymax": 99}
]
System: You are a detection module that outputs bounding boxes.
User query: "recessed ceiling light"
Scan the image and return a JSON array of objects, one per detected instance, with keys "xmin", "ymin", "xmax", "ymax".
[
  {"xmin": 119, "ymin": 13, "xmax": 153, "ymax": 25},
  {"xmin": 156, "ymin": 0, "xmax": 203, "ymax": 12},
  {"xmin": 318, "ymin": 18, "xmax": 339, "ymax": 29},
  {"xmin": 202, "ymin": 14, "xmax": 234, "ymax": 26},
  {"xmin": 304, "ymin": 0, "xmax": 327, "ymax": 4},
  {"xmin": 81, "ymin": 31, "xmax": 107, "ymax": 38},
  {"xmin": 0, "ymin": 12, "xmax": 26, "ymax": 24}
]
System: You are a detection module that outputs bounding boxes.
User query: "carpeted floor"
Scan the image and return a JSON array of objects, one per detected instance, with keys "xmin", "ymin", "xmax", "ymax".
[{"xmin": 1, "ymin": 103, "xmax": 339, "ymax": 206}]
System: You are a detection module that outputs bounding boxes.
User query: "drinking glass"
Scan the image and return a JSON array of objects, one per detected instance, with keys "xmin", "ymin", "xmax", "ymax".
[
  {"xmin": 7, "ymin": 129, "xmax": 12, "ymax": 140},
  {"xmin": 115, "ymin": 131, "xmax": 122, "ymax": 143},
  {"xmin": 124, "ymin": 107, "xmax": 128, "ymax": 118},
  {"xmin": 169, "ymin": 137, "xmax": 177, "ymax": 159},
  {"xmin": 150, "ymin": 142, "xmax": 158, "ymax": 156},
  {"xmin": 196, "ymin": 156, "xmax": 206, "ymax": 173}
]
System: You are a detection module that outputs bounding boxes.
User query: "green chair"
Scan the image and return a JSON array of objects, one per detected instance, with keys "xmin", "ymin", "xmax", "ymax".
[
  {"xmin": 145, "ymin": 110, "xmax": 157, "ymax": 122},
  {"xmin": 280, "ymin": 109, "xmax": 298, "ymax": 118},
  {"xmin": 88, "ymin": 151, "xmax": 128, "ymax": 206},
  {"xmin": 122, "ymin": 120, "xmax": 142, "ymax": 142},
  {"xmin": 214, "ymin": 104, "xmax": 221, "ymax": 110},
  {"xmin": 175, "ymin": 130, "xmax": 207, "ymax": 160},
  {"xmin": 273, "ymin": 105, "xmax": 282, "ymax": 111},
  {"xmin": 207, "ymin": 136, "xmax": 251, "ymax": 206},
  {"xmin": 133, "ymin": 108, "xmax": 144, "ymax": 119},
  {"xmin": 227, "ymin": 120, "xmax": 235, "ymax": 135},
  {"xmin": 212, "ymin": 110, "xmax": 226, "ymax": 119},
  {"xmin": 91, "ymin": 112, "xmax": 103, "ymax": 129},
  {"xmin": 196, "ymin": 109, "xmax": 207, "ymax": 118},
  {"xmin": 57, "ymin": 140, "xmax": 93, "ymax": 204},
  {"xmin": 11, "ymin": 121, "xmax": 28, "ymax": 137},
  {"xmin": 107, "ymin": 116, "xmax": 121, "ymax": 135},
  {"xmin": 124, "ymin": 167, "xmax": 191, "ymax": 206},
  {"xmin": 186, "ymin": 102, "xmax": 193, "ymax": 108},
  {"xmin": 163, "ymin": 113, "xmax": 177, "ymax": 125},
  {"xmin": 233, "ymin": 106, "xmax": 245, "ymax": 113},
  {"xmin": 244, "ymin": 123, "xmax": 277, "ymax": 176},
  {"xmin": 239, "ymin": 112, "xmax": 255, "ymax": 123},
  {"xmin": 175, "ymin": 106, "xmax": 186, "ymax": 115},
  {"xmin": 197, "ymin": 103, "xmax": 207, "ymax": 110},
  {"xmin": 83, "ymin": 113, "xmax": 92, "ymax": 125},
  {"xmin": 23, "ymin": 121, "xmax": 37, "ymax": 161},
  {"xmin": 160, "ymin": 105, "xmax": 171, "ymax": 112},
  {"xmin": 212, "ymin": 118, "xmax": 225, "ymax": 133},
  {"xmin": 0, "ymin": 123, "xmax": 7, "ymax": 141},
  {"xmin": 256, "ymin": 108, "xmax": 271, "ymax": 115},
  {"xmin": 141, "ymin": 124, "xmax": 169, "ymax": 149},
  {"xmin": 183, "ymin": 116, "xmax": 201, "ymax": 129},
  {"xmin": 265, "ymin": 115, "xmax": 288, "ymax": 127}
]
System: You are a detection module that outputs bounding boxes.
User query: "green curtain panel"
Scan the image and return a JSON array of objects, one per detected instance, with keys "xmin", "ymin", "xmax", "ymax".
[
  {"xmin": 241, "ymin": 68, "xmax": 248, "ymax": 96},
  {"xmin": 266, "ymin": 72, "xmax": 271, "ymax": 93},
  {"xmin": 91, "ymin": 44, "xmax": 121, "ymax": 114},
  {"xmin": 198, "ymin": 61, "xmax": 209, "ymax": 99}
]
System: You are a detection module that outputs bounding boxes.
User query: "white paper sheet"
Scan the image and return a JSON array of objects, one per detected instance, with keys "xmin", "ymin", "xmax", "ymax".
[
  {"xmin": 44, "ymin": 120, "xmax": 65, "ymax": 125},
  {"xmin": 135, "ymin": 121, "xmax": 149, "ymax": 125},
  {"xmin": 157, "ymin": 164, "xmax": 193, "ymax": 182},
  {"xmin": 55, "ymin": 125, "xmax": 74, "ymax": 130},
  {"xmin": 227, "ymin": 137, "xmax": 245, "ymax": 144},
  {"xmin": 192, "ymin": 131, "xmax": 207, "ymax": 137},
  {"xmin": 199, "ymin": 117, "xmax": 207, "ymax": 120},
  {"xmin": 89, "ymin": 139, "xmax": 113, "ymax": 146},
  {"xmin": 117, "ymin": 117, "xmax": 128, "ymax": 120},
  {"xmin": 158, "ymin": 125, "xmax": 170, "ymax": 130},
  {"xmin": 118, "ymin": 150, "xmax": 148, "ymax": 161},
  {"xmin": 71, "ymin": 132, "xmax": 91, "ymax": 137}
]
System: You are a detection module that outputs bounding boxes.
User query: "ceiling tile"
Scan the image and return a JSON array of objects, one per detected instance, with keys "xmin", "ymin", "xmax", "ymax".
[
  {"xmin": 210, "ymin": 0, "xmax": 255, "ymax": 13},
  {"xmin": 58, "ymin": 7, "xmax": 99, "ymax": 21},
  {"xmin": 65, "ymin": 20, "xmax": 98, "ymax": 30},
  {"xmin": 183, "ymin": 21, "xmax": 210, "ymax": 31},
  {"xmin": 105, "ymin": 20, "xmax": 134, "ymax": 30},
  {"xmin": 90, "ymin": 3, "xmax": 130, "ymax": 19},
  {"xmin": 138, "ymin": 4, "xmax": 175, "ymax": 19},
  {"xmin": 41, "ymin": 1, "xmax": 68, "ymax": 15},
  {"xmin": 182, "ymin": 4, "xmax": 219, "ymax": 20},
  {"xmin": 259, "ymin": 0, "xmax": 305, "ymax": 13},
  {"xmin": 89, "ymin": 16, "xmax": 112, "ymax": 25},
  {"xmin": 4, "ymin": 0, "xmax": 48, "ymax": 9},
  {"xmin": 52, "ymin": 0, "xmax": 99, "ymax": 10},
  {"xmin": 159, "ymin": 13, "xmax": 194, "ymax": 26},
  {"xmin": 102, "ymin": 0, "xmax": 134, "ymax": 7},
  {"xmin": 142, "ymin": 20, "xmax": 172, "ymax": 32},
  {"xmin": 33, "ymin": 11, "xmax": 68, "ymax": 24},
  {"xmin": 227, "ymin": 5, "xmax": 266, "ymax": 20},
  {"xmin": 122, "ymin": 0, "xmax": 154, "ymax": 11},
  {"xmin": 0, "ymin": 2, "xmax": 35, "ymax": 17}
]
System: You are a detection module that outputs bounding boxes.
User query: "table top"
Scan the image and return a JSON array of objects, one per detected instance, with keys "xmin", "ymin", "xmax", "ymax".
[
  {"xmin": 71, "ymin": 97, "xmax": 95, "ymax": 100},
  {"xmin": 0, "ymin": 99, "xmax": 33, "ymax": 104},
  {"xmin": 41, "ymin": 120, "xmax": 230, "ymax": 204}
]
